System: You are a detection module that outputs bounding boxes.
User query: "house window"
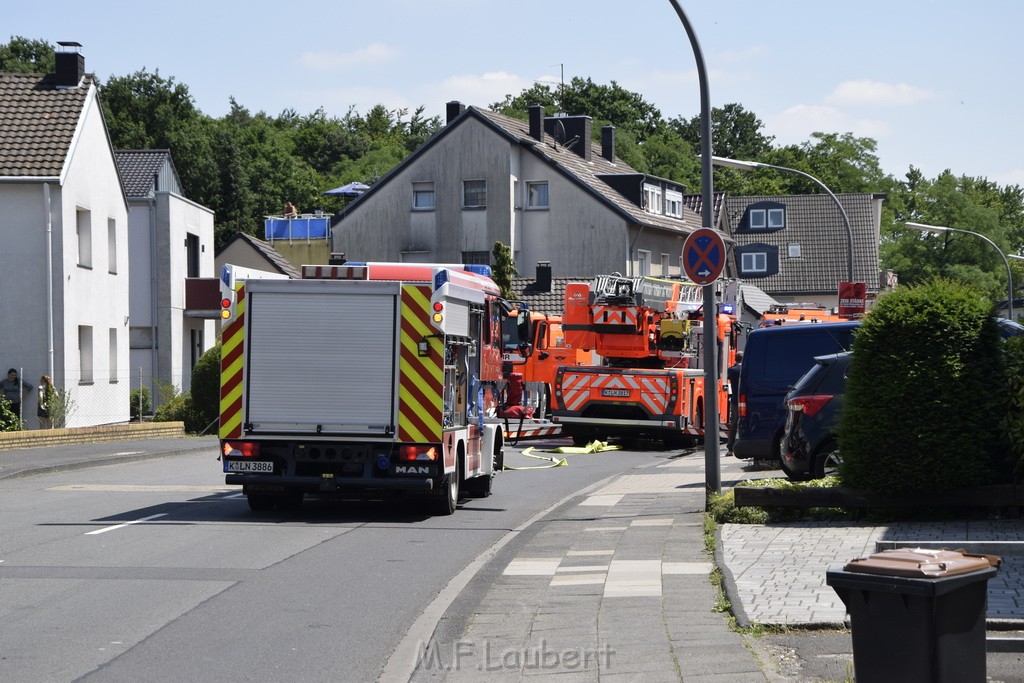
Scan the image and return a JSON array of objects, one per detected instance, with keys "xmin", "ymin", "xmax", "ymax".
[
  {"xmin": 79, "ymin": 325, "xmax": 93, "ymax": 384},
  {"xmin": 637, "ymin": 250, "xmax": 651, "ymax": 276},
  {"xmin": 741, "ymin": 252, "xmax": 768, "ymax": 273},
  {"xmin": 461, "ymin": 251, "xmax": 491, "ymax": 265},
  {"xmin": 660, "ymin": 253, "xmax": 671, "ymax": 276},
  {"xmin": 413, "ymin": 182, "xmax": 435, "ymax": 210},
  {"xmin": 463, "ymin": 180, "xmax": 486, "ymax": 208},
  {"xmin": 788, "ymin": 243, "xmax": 802, "ymax": 258},
  {"xmin": 527, "ymin": 181, "xmax": 549, "ymax": 209},
  {"xmin": 108, "ymin": 328, "xmax": 118, "ymax": 383},
  {"xmin": 77, "ymin": 209, "xmax": 92, "ymax": 268},
  {"xmin": 643, "ymin": 184, "xmax": 662, "ymax": 214},
  {"xmin": 665, "ymin": 190, "xmax": 683, "ymax": 218},
  {"xmin": 186, "ymin": 233, "xmax": 200, "ymax": 278},
  {"xmin": 107, "ymin": 218, "xmax": 117, "ymax": 274},
  {"xmin": 742, "ymin": 202, "xmax": 786, "ymax": 232}
]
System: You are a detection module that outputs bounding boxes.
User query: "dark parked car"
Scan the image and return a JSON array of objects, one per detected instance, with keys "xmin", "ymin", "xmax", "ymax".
[
  {"xmin": 780, "ymin": 351, "xmax": 852, "ymax": 480},
  {"xmin": 734, "ymin": 321, "xmax": 859, "ymax": 462}
]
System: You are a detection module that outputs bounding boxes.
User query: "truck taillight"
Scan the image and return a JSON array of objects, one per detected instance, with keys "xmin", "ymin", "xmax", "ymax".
[
  {"xmin": 432, "ymin": 301, "xmax": 444, "ymax": 324},
  {"xmin": 399, "ymin": 445, "xmax": 438, "ymax": 462},
  {"xmin": 222, "ymin": 441, "xmax": 260, "ymax": 457},
  {"xmin": 738, "ymin": 394, "xmax": 747, "ymax": 418}
]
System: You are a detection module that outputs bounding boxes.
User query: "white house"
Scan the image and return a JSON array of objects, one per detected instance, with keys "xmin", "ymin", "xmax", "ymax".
[
  {"xmin": 0, "ymin": 45, "xmax": 130, "ymax": 427},
  {"xmin": 114, "ymin": 150, "xmax": 216, "ymax": 399}
]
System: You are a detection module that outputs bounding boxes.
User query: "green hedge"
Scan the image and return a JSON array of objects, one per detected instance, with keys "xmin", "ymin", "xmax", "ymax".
[{"xmin": 839, "ymin": 279, "xmax": 1008, "ymax": 493}]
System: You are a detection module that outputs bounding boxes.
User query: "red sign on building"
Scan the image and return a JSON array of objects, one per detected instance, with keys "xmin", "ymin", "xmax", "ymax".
[{"xmin": 838, "ymin": 281, "xmax": 867, "ymax": 316}]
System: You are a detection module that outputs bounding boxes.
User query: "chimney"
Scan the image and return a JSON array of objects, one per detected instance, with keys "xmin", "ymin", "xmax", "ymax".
[
  {"xmin": 446, "ymin": 101, "xmax": 465, "ymax": 125},
  {"xmin": 535, "ymin": 261, "xmax": 552, "ymax": 293},
  {"xmin": 601, "ymin": 125, "xmax": 616, "ymax": 162},
  {"xmin": 528, "ymin": 104, "xmax": 545, "ymax": 141},
  {"xmin": 544, "ymin": 115, "xmax": 592, "ymax": 160},
  {"xmin": 54, "ymin": 41, "xmax": 84, "ymax": 87}
]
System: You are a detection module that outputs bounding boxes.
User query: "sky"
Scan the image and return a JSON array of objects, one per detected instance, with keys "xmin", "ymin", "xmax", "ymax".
[{"xmin": 7, "ymin": 0, "xmax": 1024, "ymax": 187}]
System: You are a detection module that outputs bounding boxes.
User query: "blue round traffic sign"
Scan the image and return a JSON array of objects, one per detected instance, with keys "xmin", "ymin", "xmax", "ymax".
[{"xmin": 682, "ymin": 228, "xmax": 726, "ymax": 285}]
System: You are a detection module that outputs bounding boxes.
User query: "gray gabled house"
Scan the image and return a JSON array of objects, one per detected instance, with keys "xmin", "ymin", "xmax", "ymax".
[{"xmin": 332, "ymin": 102, "xmax": 717, "ymax": 279}]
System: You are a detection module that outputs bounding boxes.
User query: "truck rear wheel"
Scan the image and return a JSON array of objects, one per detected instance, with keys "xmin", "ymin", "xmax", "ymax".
[{"xmin": 431, "ymin": 459, "xmax": 461, "ymax": 515}]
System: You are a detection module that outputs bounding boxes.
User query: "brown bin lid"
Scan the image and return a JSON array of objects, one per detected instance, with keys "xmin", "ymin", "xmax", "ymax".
[{"xmin": 844, "ymin": 548, "xmax": 1000, "ymax": 578}]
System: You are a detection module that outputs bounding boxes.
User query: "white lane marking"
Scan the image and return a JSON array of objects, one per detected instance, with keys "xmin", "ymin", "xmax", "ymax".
[
  {"xmin": 111, "ymin": 451, "xmax": 145, "ymax": 456},
  {"xmin": 554, "ymin": 564, "xmax": 608, "ymax": 573},
  {"xmin": 86, "ymin": 513, "xmax": 168, "ymax": 535},
  {"xmin": 51, "ymin": 484, "xmax": 233, "ymax": 493},
  {"xmin": 503, "ymin": 558, "xmax": 561, "ymax": 576},
  {"xmin": 604, "ymin": 559, "xmax": 662, "ymax": 597},
  {"xmin": 566, "ymin": 550, "xmax": 615, "ymax": 556},
  {"xmin": 580, "ymin": 494, "xmax": 623, "ymax": 506},
  {"xmin": 630, "ymin": 518, "xmax": 674, "ymax": 527}
]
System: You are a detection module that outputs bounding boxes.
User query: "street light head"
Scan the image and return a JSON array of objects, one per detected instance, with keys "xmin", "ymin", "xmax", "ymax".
[
  {"xmin": 905, "ymin": 221, "xmax": 952, "ymax": 234},
  {"xmin": 711, "ymin": 156, "xmax": 763, "ymax": 171}
]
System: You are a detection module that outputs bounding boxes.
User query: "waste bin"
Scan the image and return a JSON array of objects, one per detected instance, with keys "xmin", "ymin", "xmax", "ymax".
[{"xmin": 826, "ymin": 547, "xmax": 1000, "ymax": 683}]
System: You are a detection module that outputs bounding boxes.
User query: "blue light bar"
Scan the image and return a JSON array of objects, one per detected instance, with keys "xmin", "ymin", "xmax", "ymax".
[{"xmin": 465, "ymin": 264, "xmax": 492, "ymax": 277}]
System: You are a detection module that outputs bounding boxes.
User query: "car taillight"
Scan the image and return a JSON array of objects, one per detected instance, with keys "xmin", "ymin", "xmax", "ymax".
[
  {"xmin": 788, "ymin": 395, "xmax": 832, "ymax": 418},
  {"xmin": 222, "ymin": 441, "xmax": 260, "ymax": 457},
  {"xmin": 738, "ymin": 394, "xmax": 747, "ymax": 418}
]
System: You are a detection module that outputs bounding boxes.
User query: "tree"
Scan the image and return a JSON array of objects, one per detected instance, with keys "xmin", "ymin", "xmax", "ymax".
[
  {"xmin": 492, "ymin": 77, "xmax": 665, "ymax": 143},
  {"xmin": 671, "ymin": 102, "xmax": 774, "ymax": 161},
  {"xmin": 0, "ymin": 36, "xmax": 54, "ymax": 73},
  {"xmin": 491, "ymin": 242, "xmax": 517, "ymax": 299},
  {"xmin": 883, "ymin": 169, "xmax": 1019, "ymax": 302}
]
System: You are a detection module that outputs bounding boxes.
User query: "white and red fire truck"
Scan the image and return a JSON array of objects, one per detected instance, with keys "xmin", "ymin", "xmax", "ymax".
[{"xmin": 218, "ymin": 262, "xmax": 505, "ymax": 515}]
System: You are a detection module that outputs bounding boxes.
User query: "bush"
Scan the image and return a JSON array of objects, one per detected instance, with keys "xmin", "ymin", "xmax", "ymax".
[
  {"xmin": 190, "ymin": 341, "xmax": 221, "ymax": 432},
  {"xmin": 1001, "ymin": 336, "xmax": 1024, "ymax": 480},
  {"xmin": 839, "ymin": 278, "xmax": 1007, "ymax": 494},
  {"xmin": 153, "ymin": 392, "xmax": 205, "ymax": 434},
  {"xmin": 130, "ymin": 386, "xmax": 152, "ymax": 420},
  {"xmin": 0, "ymin": 396, "xmax": 20, "ymax": 431}
]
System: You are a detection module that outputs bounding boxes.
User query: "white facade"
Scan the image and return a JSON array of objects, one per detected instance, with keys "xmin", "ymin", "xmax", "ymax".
[
  {"xmin": 0, "ymin": 87, "xmax": 131, "ymax": 427},
  {"xmin": 127, "ymin": 191, "xmax": 216, "ymax": 399}
]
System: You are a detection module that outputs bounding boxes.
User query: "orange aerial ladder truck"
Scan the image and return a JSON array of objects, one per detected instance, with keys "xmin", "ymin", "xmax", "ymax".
[{"xmin": 552, "ymin": 274, "xmax": 737, "ymax": 448}]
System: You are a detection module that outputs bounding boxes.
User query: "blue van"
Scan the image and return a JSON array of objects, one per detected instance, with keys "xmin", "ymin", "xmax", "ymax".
[{"xmin": 733, "ymin": 321, "xmax": 859, "ymax": 461}]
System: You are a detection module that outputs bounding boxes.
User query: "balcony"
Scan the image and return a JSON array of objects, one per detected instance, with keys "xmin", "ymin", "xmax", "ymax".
[{"xmin": 264, "ymin": 214, "xmax": 331, "ymax": 241}]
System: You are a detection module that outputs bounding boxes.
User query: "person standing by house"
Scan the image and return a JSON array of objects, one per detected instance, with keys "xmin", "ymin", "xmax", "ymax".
[
  {"xmin": 726, "ymin": 351, "xmax": 743, "ymax": 457},
  {"xmin": 1, "ymin": 368, "xmax": 33, "ymax": 426},
  {"xmin": 37, "ymin": 375, "xmax": 55, "ymax": 430}
]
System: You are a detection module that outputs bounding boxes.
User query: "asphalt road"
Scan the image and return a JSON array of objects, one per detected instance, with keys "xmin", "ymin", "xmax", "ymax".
[{"xmin": 0, "ymin": 437, "xmax": 658, "ymax": 682}]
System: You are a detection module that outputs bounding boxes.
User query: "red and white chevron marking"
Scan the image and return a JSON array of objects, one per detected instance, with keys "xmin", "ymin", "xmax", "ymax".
[{"xmin": 560, "ymin": 372, "xmax": 672, "ymax": 416}]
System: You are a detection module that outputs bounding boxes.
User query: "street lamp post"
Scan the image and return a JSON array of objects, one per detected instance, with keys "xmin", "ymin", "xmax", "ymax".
[
  {"xmin": 711, "ymin": 156, "xmax": 854, "ymax": 284},
  {"xmin": 906, "ymin": 222, "xmax": 1014, "ymax": 321},
  {"xmin": 668, "ymin": 0, "xmax": 720, "ymax": 494}
]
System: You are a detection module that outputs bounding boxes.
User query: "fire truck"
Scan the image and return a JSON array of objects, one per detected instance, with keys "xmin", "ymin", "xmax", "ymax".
[
  {"xmin": 552, "ymin": 274, "xmax": 736, "ymax": 448},
  {"xmin": 218, "ymin": 262, "xmax": 504, "ymax": 515},
  {"xmin": 499, "ymin": 302, "xmax": 594, "ymax": 437},
  {"xmin": 758, "ymin": 304, "xmax": 851, "ymax": 327}
]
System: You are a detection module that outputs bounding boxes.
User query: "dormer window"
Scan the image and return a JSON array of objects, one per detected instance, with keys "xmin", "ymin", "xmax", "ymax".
[
  {"xmin": 665, "ymin": 190, "xmax": 683, "ymax": 218},
  {"xmin": 643, "ymin": 184, "xmax": 662, "ymax": 214},
  {"xmin": 739, "ymin": 201, "xmax": 786, "ymax": 233}
]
